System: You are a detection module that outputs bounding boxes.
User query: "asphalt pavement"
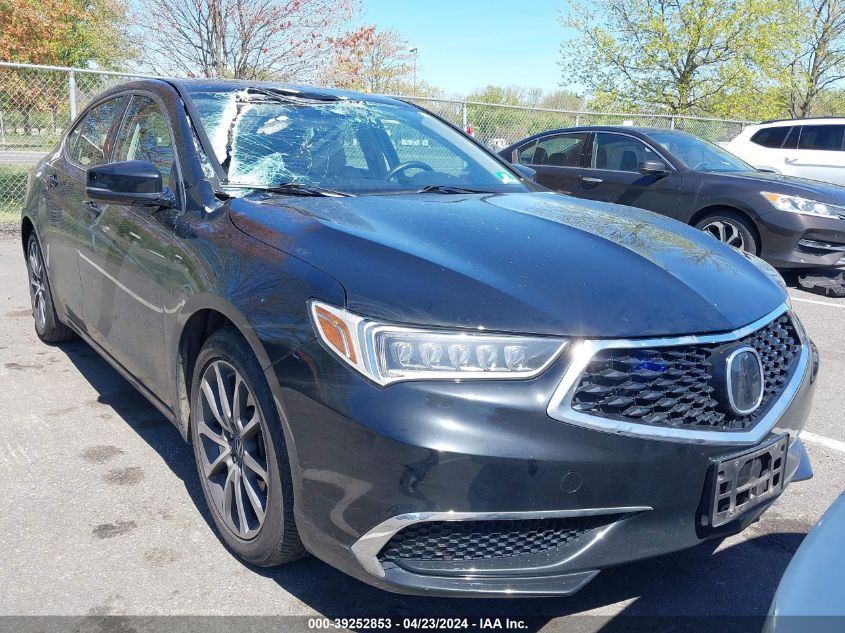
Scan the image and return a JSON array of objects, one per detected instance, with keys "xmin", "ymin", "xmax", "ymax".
[{"xmin": 0, "ymin": 234, "xmax": 843, "ymax": 632}]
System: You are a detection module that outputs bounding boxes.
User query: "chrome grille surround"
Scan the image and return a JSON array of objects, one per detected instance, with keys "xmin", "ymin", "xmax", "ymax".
[{"xmin": 547, "ymin": 304, "xmax": 810, "ymax": 445}]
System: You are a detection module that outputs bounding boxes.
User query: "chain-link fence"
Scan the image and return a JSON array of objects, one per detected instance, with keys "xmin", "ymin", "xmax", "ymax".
[
  {"xmin": 0, "ymin": 62, "xmax": 160, "ymax": 223},
  {"xmin": 400, "ymin": 96, "xmax": 753, "ymax": 151},
  {"xmin": 0, "ymin": 61, "xmax": 755, "ymax": 225}
]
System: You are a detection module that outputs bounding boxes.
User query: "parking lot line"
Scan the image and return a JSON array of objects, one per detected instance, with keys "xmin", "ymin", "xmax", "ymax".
[
  {"xmin": 801, "ymin": 430, "xmax": 845, "ymax": 453},
  {"xmin": 790, "ymin": 296, "xmax": 845, "ymax": 309}
]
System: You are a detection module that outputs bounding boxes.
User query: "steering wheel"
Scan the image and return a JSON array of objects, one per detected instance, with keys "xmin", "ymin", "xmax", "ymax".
[
  {"xmin": 692, "ymin": 161, "xmax": 708, "ymax": 171},
  {"xmin": 385, "ymin": 161, "xmax": 434, "ymax": 180}
]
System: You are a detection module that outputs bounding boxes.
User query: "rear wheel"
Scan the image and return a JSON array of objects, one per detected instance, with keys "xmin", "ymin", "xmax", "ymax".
[
  {"xmin": 190, "ymin": 328, "xmax": 305, "ymax": 566},
  {"xmin": 25, "ymin": 235, "xmax": 77, "ymax": 344},
  {"xmin": 695, "ymin": 211, "xmax": 759, "ymax": 254}
]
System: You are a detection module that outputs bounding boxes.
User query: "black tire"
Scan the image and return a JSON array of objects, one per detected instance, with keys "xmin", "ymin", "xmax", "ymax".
[
  {"xmin": 25, "ymin": 234, "xmax": 77, "ymax": 344},
  {"xmin": 694, "ymin": 210, "xmax": 759, "ymax": 254},
  {"xmin": 190, "ymin": 328, "xmax": 305, "ymax": 566}
]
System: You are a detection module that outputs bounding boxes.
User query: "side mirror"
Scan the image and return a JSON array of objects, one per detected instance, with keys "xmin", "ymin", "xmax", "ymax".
[
  {"xmin": 638, "ymin": 160, "xmax": 669, "ymax": 177},
  {"xmin": 86, "ymin": 160, "xmax": 174, "ymax": 208},
  {"xmin": 510, "ymin": 163, "xmax": 537, "ymax": 181}
]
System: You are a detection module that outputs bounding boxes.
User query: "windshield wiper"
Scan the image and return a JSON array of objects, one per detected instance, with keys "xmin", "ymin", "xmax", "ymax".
[
  {"xmin": 226, "ymin": 182, "xmax": 354, "ymax": 197},
  {"xmin": 415, "ymin": 184, "xmax": 493, "ymax": 194}
]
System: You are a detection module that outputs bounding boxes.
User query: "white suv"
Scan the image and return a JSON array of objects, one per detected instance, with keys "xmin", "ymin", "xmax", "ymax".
[{"xmin": 724, "ymin": 118, "xmax": 845, "ymax": 186}]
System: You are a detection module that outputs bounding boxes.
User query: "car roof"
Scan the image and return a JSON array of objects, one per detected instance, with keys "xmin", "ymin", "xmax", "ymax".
[
  {"xmin": 529, "ymin": 125, "xmax": 686, "ymax": 137},
  {"xmin": 502, "ymin": 125, "xmax": 687, "ymax": 150},
  {"xmin": 757, "ymin": 117, "xmax": 845, "ymax": 126},
  {"xmin": 91, "ymin": 77, "xmax": 408, "ymax": 108}
]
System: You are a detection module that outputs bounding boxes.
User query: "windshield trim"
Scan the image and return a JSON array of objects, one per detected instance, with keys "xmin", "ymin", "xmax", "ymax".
[{"xmin": 170, "ymin": 81, "xmax": 228, "ymax": 182}]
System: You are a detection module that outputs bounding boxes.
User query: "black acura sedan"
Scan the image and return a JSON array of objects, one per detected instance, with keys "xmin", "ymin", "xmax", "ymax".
[
  {"xmin": 22, "ymin": 80, "xmax": 817, "ymax": 597},
  {"xmin": 500, "ymin": 126, "xmax": 845, "ymax": 271}
]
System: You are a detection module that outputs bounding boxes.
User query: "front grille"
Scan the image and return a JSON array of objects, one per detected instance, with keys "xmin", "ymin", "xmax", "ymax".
[
  {"xmin": 378, "ymin": 515, "xmax": 617, "ymax": 564},
  {"xmin": 570, "ymin": 313, "xmax": 801, "ymax": 432}
]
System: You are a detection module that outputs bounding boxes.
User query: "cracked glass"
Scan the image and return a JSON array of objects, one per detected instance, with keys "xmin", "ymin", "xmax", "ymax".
[{"xmin": 188, "ymin": 88, "xmax": 529, "ymax": 196}]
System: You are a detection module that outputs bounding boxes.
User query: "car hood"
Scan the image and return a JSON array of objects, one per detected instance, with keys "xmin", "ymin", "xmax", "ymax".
[
  {"xmin": 230, "ymin": 191, "xmax": 786, "ymax": 338},
  {"xmin": 711, "ymin": 170, "xmax": 845, "ymax": 203}
]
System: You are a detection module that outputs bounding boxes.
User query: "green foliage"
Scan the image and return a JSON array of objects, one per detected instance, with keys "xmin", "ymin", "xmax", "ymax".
[
  {"xmin": 812, "ymin": 87, "xmax": 845, "ymax": 115},
  {"xmin": 460, "ymin": 85, "xmax": 586, "ymax": 144},
  {"xmin": 561, "ymin": 0, "xmax": 800, "ymax": 118}
]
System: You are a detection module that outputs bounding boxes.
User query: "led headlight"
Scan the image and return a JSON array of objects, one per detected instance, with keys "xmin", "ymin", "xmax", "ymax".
[
  {"xmin": 761, "ymin": 192, "xmax": 844, "ymax": 218},
  {"xmin": 310, "ymin": 301, "xmax": 567, "ymax": 385}
]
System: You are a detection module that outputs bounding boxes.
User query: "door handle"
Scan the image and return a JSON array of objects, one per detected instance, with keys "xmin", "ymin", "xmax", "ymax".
[
  {"xmin": 581, "ymin": 176, "xmax": 603, "ymax": 183},
  {"xmin": 83, "ymin": 200, "xmax": 103, "ymax": 217},
  {"xmin": 44, "ymin": 173, "xmax": 59, "ymax": 189}
]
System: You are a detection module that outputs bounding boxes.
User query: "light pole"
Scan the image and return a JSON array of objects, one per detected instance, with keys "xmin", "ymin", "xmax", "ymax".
[{"xmin": 408, "ymin": 47, "xmax": 418, "ymax": 95}]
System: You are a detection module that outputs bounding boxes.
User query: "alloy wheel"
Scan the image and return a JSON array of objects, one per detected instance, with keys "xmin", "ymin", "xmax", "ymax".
[
  {"xmin": 28, "ymin": 240, "xmax": 47, "ymax": 332},
  {"xmin": 196, "ymin": 360, "xmax": 269, "ymax": 540},
  {"xmin": 700, "ymin": 220, "xmax": 746, "ymax": 251}
]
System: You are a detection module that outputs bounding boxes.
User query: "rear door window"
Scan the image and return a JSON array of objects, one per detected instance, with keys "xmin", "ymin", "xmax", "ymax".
[
  {"xmin": 751, "ymin": 126, "xmax": 790, "ymax": 148},
  {"xmin": 531, "ymin": 133, "xmax": 588, "ymax": 167},
  {"xmin": 797, "ymin": 125, "xmax": 845, "ymax": 151},
  {"xmin": 66, "ymin": 97, "xmax": 126, "ymax": 167}
]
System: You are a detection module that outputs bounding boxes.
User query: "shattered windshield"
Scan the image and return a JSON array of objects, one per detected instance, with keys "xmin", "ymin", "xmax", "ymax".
[{"xmin": 188, "ymin": 89, "xmax": 528, "ymax": 195}]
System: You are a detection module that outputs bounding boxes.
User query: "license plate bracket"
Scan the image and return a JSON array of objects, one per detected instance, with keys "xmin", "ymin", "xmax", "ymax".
[{"xmin": 708, "ymin": 434, "xmax": 788, "ymax": 528}]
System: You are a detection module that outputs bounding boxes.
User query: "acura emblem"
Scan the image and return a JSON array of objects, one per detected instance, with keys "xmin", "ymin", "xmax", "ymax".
[{"xmin": 725, "ymin": 346, "xmax": 764, "ymax": 415}]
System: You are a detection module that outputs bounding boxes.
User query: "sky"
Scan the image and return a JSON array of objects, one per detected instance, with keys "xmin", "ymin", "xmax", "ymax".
[{"xmin": 360, "ymin": 0, "xmax": 574, "ymax": 97}]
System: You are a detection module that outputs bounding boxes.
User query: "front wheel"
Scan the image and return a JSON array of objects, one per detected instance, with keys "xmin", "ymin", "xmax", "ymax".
[
  {"xmin": 190, "ymin": 328, "xmax": 305, "ymax": 566},
  {"xmin": 695, "ymin": 211, "xmax": 759, "ymax": 254}
]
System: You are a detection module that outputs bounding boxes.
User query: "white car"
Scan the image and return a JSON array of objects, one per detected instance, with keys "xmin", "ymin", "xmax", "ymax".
[{"xmin": 724, "ymin": 119, "xmax": 845, "ymax": 186}]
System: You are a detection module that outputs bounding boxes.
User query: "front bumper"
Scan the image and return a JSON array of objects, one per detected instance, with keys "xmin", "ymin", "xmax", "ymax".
[
  {"xmin": 757, "ymin": 209, "xmax": 845, "ymax": 269},
  {"xmin": 270, "ymin": 316, "xmax": 819, "ymax": 597}
]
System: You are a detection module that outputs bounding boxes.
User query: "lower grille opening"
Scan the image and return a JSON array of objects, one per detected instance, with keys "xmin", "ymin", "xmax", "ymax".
[{"xmin": 377, "ymin": 515, "xmax": 621, "ymax": 565}]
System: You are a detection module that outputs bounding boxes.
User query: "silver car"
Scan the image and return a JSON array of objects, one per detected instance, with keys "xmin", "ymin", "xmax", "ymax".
[{"xmin": 766, "ymin": 491, "xmax": 845, "ymax": 632}]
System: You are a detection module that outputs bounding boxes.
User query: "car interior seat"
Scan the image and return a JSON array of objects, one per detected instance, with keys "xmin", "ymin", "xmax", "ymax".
[
  {"xmin": 548, "ymin": 152, "xmax": 568, "ymax": 166},
  {"xmin": 619, "ymin": 150, "xmax": 638, "ymax": 171}
]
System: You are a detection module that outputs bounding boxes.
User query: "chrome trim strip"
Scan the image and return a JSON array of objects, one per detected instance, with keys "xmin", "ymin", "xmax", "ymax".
[
  {"xmin": 546, "ymin": 304, "xmax": 810, "ymax": 445},
  {"xmin": 351, "ymin": 506, "xmax": 652, "ymax": 579}
]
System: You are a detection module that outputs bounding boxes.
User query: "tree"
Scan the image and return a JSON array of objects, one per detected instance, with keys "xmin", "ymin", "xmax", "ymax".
[
  {"xmin": 539, "ymin": 89, "xmax": 584, "ymax": 111},
  {"xmin": 132, "ymin": 0, "xmax": 359, "ymax": 80},
  {"xmin": 462, "ymin": 86, "xmax": 586, "ymax": 145},
  {"xmin": 0, "ymin": 0, "xmax": 129, "ymax": 67},
  {"xmin": 811, "ymin": 85, "xmax": 845, "ymax": 114},
  {"xmin": 782, "ymin": 0, "xmax": 845, "ymax": 117},
  {"xmin": 323, "ymin": 27, "xmax": 416, "ymax": 93},
  {"xmin": 466, "ymin": 85, "xmax": 533, "ymax": 106},
  {"xmin": 0, "ymin": 0, "xmax": 131, "ymax": 132},
  {"xmin": 560, "ymin": 0, "xmax": 798, "ymax": 118}
]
